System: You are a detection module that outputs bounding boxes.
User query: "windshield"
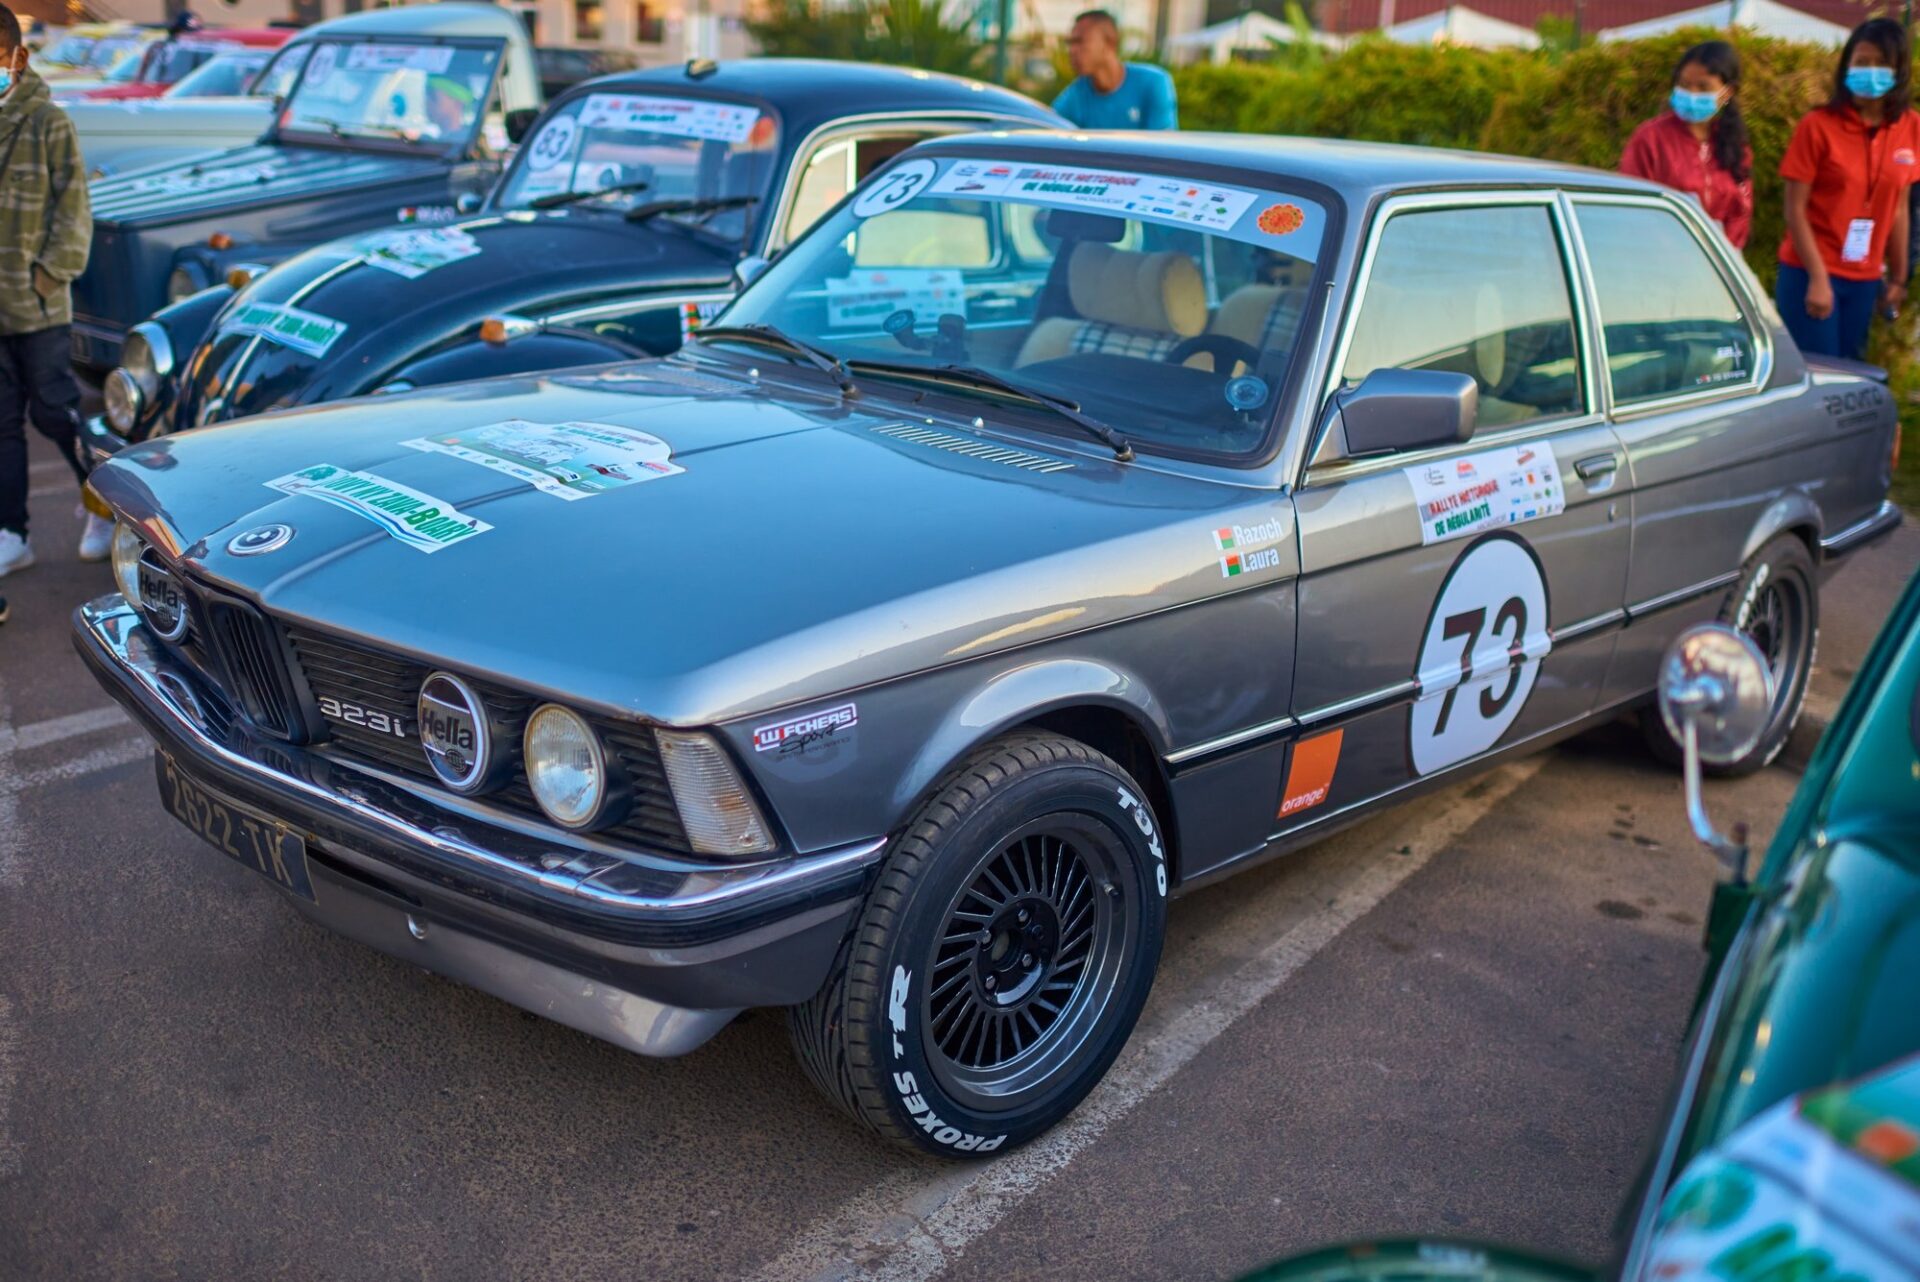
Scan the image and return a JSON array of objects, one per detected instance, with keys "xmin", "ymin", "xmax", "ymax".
[
  {"xmin": 496, "ymin": 91, "xmax": 777, "ymax": 239},
  {"xmin": 83, "ymin": 37, "xmax": 143, "ymax": 71},
  {"xmin": 165, "ymin": 50, "xmax": 273, "ymax": 98},
  {"xmin": 720, "ymin": 154, "xmax": 1330, "ymax": 459},
  {"xmin": 40, "ymin": 34, "xmax": 98, "ymax": 66},
  {"xmin": 279, "ymin": 39, "xmax": 500, "ymax": 147},
  {"xmin": 137, "ymin": 41, "xmax": 228, "ymax": 86}
]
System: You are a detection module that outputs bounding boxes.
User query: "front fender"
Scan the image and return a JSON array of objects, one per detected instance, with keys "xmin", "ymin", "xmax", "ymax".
[{"xmin": 382, "ymin": 330, "xmax": 649, "ymax": 392}]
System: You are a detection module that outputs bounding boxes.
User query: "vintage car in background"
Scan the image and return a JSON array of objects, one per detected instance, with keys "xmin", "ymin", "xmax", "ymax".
[
  {"xmin": 68, "ymin": 2, "xmax": 543, "ymax": 376},
  {"xmin": 75, "ymin": 133, "xmax": 1901, "ymax": 1157},
  {"xmin": 533, "ymin": 44, "xmax": 641, "ymax": 99},
  {"xmin": 32, "ymin": 22, "xmax": 161, "ymax": 90},
  {"xmin": 1235, "ymin": 567, "xmax": 1920, "ymax": 1281},
  {"xmin": 85, "ymin": 59, "xmax": 1062, "ymax": 446},
  {"xmin": 63, "ymin": 28, "xmax": 291, "ymax": 103}
]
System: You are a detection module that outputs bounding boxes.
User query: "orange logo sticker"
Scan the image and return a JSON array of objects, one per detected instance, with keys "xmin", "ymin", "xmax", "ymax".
[
  {"xmin": 1256, "ymin": 203, "xmax": 1305, "ymax": 237},
  {"xmin": 1279, "ymin": 729, "xmax": 1343, "ymax": 817},
  {"xmin": 1857, "ymin": 1119, "xmax": 1920, "ymax": 1165}
]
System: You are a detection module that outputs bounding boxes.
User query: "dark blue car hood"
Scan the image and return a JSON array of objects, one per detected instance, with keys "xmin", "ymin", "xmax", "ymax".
[{"xmin": 89, "ymin": 143, "xmax": 448, "ymax": 228}]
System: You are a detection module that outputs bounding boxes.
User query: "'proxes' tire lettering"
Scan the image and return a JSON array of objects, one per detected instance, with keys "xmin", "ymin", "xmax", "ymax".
[
  {"xmin": 887, "ymin": 966, "xmax": 1006, "ymax": 1152},
  {"xmin": 1115, "ymin": 787, "xmax": 1167, "ymax": 896}
]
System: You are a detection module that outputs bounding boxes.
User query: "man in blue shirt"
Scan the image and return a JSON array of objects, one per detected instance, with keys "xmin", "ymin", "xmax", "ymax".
[{"xmin": 1052, "ymin": 9, "xmax": 1178, "ymax": 131}]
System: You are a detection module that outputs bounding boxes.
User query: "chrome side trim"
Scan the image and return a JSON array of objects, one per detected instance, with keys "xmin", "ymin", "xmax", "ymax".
[
  {"xmin": 1165, "ymin": 713, "xmax": 1297, "ymax": 766},
  {"xmin": 545, "ymin": 290, "xmax": 735, "ymax": 328},
  {"xmin": 1820, "ymin": 500, "xmax": 1902, "ymax": 556},
  {"xmin": 1297, "ymin": 679, "xmax": 1422, "ymax": 729},
  {"xmin": 80, "ymin": 598, "xmax": 888, "ymax": 917},
  {"xmin": 1552, "ymin": 608, "xmax": 1627, "ymax": 644},
  {"xmin": 1626, "ymin": 571, "xmax": 1740, "ymax": 619}
]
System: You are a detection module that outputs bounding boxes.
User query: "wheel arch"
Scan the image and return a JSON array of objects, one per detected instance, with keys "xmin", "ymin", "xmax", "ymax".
[
  {"xmin": 1740, "ymin": 491, "xmax": 1823, "ymax": 566},
  {"xmin": 890, "ymin": 660, "xmax": 1182, "ymax": 882}
]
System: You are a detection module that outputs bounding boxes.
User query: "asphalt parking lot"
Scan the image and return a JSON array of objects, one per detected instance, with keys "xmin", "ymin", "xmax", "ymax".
[{"xmin": 1, "ymin": 426, "xmax": 1915, "ymax": 1281}]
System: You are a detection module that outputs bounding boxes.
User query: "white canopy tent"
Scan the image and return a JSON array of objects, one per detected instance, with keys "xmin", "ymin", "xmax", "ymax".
[
  {"xmin": 1166, "ymin": 10, "xmax": 1345, "ymax": 63},
  {"xmin": 1596, "ymin": 0, "xmax": 1850, "ymax": 44},
  {"xmin": 1383, "ymin": 5, "xmax": 1542, "ymax": 48}
]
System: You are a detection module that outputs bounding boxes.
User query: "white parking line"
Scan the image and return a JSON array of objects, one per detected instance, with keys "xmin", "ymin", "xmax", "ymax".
[
  {"xmin": 751, "ymin": 758, "xmax": 1547, "ymax": 1282},
  {"xmin": 18, "ymin": 741, "xmax": 151, "ymax": 791},
  {"xmin": 0, "ymin": 705, "xmax": 130, "ymax": 754}
]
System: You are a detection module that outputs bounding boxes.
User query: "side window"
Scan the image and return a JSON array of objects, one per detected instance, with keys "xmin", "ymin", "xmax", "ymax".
[
  {"xmin": 1341, "ymin": 204, "xmax": 1583, "ymax": 432},
  {"xmin": 783, "ymin": 130, "xmax": 947, "ymax": 245},
  {"xmin": 1574, "ymin": 202, "xmax": 1757, "ymax": 406},
  {"xmin": 253, "ymin": 42, "xmax": 311, "ymax": 100}
]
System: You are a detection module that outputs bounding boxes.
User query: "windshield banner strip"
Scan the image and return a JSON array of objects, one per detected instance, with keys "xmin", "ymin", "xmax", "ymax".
[
  {"xmin": 931, "ymin": 160, "xmax": 1258, "ymax": 233},
  {"xmin": 344, "ymin": 43, "xmax": 456, "ymax": 73},
  {"xmin": 575, "ymin": 94, "xmax": 762, "ymax": 144}
]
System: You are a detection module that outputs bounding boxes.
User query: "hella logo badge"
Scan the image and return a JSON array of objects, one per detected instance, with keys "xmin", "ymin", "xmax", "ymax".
[
  {"xmin": 228, "ymin": 524, "xmax": 294, "ymax": 556},
  {"xmin": 418, "ymin": 672, "xmax": 490, "ymax": 792},
  {"xmin": 135, "ymin": 549, "xmax": 189, "ymax": 641}
]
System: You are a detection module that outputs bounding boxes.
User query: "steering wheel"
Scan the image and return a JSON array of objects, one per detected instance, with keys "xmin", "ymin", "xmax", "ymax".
[{"xmin": 1166, "ymin": 333, "xmax": 1261, "ymax": 374}]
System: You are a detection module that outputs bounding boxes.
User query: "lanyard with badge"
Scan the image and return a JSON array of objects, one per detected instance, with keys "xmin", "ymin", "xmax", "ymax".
[{"xmin": 1842, "ymin": 125, "xmax": 1889, "ymax": 263}]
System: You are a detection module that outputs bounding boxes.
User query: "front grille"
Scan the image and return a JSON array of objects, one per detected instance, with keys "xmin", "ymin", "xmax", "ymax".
[
  {"xmin": 287, "ymin": 628, "xmax": 693, "ymax": 855},
  {"xmin": 200, "ymin": 599, "xmax": 301, "ymax": 739}
]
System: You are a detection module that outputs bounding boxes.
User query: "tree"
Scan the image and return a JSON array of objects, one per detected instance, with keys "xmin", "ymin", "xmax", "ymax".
[{"xmin": 747, "ymin": 0, "xmax": 988, "ymax": 76}]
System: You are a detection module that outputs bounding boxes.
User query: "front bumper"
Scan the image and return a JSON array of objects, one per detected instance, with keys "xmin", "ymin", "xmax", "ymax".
[{"xmin": 73, "ymin": 596, "xmax": 885, "ymax": 1057}]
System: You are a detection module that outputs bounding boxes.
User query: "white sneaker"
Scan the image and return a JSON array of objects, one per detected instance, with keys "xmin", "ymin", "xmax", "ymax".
[
  {"xmin": 78, "ymin": 512, "xmax": 115, "ymax": 562},
  {"xmin": 0, "ymin": 531, "xmax": 33, "ymax": 578}
]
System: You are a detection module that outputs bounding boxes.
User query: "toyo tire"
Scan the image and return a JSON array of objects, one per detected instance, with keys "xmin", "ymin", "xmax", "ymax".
[
  {"xmin": 788, "ymin": 733, "xmax": 1168, "ymax": 1158},
  {"xmin": 1644, "ymin": 533, "xmax": 1819, "ymax": 776}
]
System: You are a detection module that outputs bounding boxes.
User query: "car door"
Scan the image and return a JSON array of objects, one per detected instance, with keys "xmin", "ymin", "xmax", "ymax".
[
  {"xmin": 1564, "ymin": 197, "xmax": 1831, "ymax": 705},
  {"xmin": 1285, "ymin": 193, "xmax": 1632, "ymax": 821}
]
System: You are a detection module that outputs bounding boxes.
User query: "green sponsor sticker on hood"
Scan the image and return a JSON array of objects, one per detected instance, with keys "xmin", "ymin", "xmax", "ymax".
[
  {"xmin": 264, "ymin": 464, "xmax": 491, "ymax": 553},
  {"xmin": 224, "ymin": 302, "xmax": 349, "ymax": 358}
]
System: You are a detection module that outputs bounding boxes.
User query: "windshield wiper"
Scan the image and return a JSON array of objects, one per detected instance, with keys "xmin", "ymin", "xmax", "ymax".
[
  {"xmin": 527, "ymin": 179, "xmax": 652, "ymax": 210},
  {"xmin": 849, "ymin": 361, "xmax": 1134, "ymax": 461},
  {"xmin": 695, "ymin": 323, "xmax": 857, "ymax": 396},
  {"xmin": 624, "ymin": 194, "xmax": 758, "ymax": 224},
  {"xmin": 300, "ymin": 115, "xmax": 414, "ymax": 141}
]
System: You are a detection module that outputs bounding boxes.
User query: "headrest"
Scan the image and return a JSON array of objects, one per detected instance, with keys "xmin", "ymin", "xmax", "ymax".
[{"xmin": 1066, "ymin": 243, "xmax": 1207, "ymax": 338}]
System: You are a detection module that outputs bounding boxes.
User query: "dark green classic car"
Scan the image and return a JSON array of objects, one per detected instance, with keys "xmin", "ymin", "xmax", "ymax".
[{"xmin": 1241, "ymin": 565, "xmax": 1920, "ymax": 1281}]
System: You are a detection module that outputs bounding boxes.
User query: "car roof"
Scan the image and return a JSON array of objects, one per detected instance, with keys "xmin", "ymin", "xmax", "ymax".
[
  {"xmin": 182, "ymin": 29, "xmax": 293, "ymax": 47},
  {"xmin": 606, "ymin": 58, "xmax": 1062, "ymax": 135},
  {"xmin": 291, "ymin": 2, "xmax": 528, "ymax": 43},
  {"xmin": 932, "ymin": 130, "xmax": 1669, "ymax": 203}
]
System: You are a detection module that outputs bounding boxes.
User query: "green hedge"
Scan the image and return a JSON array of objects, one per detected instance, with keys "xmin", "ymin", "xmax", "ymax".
[{"xmin": 1173, "ymin": 33, "xmax": 1917, "ymax": 482}]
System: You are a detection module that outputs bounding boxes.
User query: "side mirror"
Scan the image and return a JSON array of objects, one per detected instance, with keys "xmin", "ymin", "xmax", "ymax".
[
  {"xmin": 1335, "ymin": 369, "xmax": 1477, "ymax": 457},
  {"xmin": 733, "ymin": 254, "xmax": 771, "ymax": 291},
  {"xmin": 455, "ymin": 191, "xmax": 484, "ymax": 216},
  {"xmin": 1657, "ymin": 624, "xmax": 1775, "ymax": 882},
  {"xmin": 504, "ymin": 107, "xmax": 539, "ymax": 145}
]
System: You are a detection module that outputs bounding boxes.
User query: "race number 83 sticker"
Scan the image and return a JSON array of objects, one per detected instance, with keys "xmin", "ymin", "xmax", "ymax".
[
  {"xmin": 525, "ymin": 114, "xmax": 577, "ymax": 171},
  {"xmin": 1410, "ymin": 535, "xmax": 1552, "ymax": 776},
  {"xmin": 852, "ymin": 158, "xmax": 937, "ymax": 219}
]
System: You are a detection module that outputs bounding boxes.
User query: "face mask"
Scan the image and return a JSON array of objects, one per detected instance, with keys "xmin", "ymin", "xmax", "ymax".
[
  {"xmin": 1671, "ymin": 87, "xmax": 1722, "ymax": 123},
  {"xmin": 1846, "ymin": 65, "xmax": 1897, "ymax": 99},
  {"xmin": 0, "ymin": 63, "xmax": 13, "ymax": 97}
]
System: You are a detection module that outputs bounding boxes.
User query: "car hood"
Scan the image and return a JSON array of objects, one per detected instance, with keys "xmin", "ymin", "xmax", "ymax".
[
  {"xmin": 182, "ymin": 210, "xmax": 736, "ymax": 417},
  {"xmin": 89, "ymin": 142, "xmax": 445, "ymax": 228},
  {"xmin": 93, "ymin": 363, "xmax": 1245, "ymax": 725}
]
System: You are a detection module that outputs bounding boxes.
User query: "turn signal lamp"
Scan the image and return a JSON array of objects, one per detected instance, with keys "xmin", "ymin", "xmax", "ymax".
[
  {"xmin": 479, "ymin": 318, "xmax": 509, "ymax": 345},
  {"xmin": 208, "ymin": 232, "xmax": 234, "ymax": 250},
  {"xmin": 226, "ymin": 267, "xmax": 253, "ymax": 289},
  {"xmin": 656, "ymin": 731, "xmax": 775, "ymax": 857}
]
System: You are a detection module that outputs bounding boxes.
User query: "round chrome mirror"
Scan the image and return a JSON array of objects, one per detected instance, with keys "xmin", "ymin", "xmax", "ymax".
[{"xmin": 1658, "ymin": 624, "xmax": 1775, "ymax": 766}]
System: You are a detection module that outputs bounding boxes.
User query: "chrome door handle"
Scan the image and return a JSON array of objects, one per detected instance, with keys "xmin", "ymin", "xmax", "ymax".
[{"xmin": 1575, "ymin": 453, "xmax": 1619, "ymax": 480}]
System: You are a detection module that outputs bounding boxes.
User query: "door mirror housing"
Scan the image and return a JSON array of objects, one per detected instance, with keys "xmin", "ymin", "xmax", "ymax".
[
  {"xmin": 1657, "ymin": 624, "xmax": 1775, "ymax": 882},
  {"xmin": 733, "ymin": 254, "xmax": 771, "ymax": 292},
  {"xmin": 504, "ymin": 107, "xmax": 540, "ymax": 145},
  {"xmin": 1334, "ymin": 369, "xmax": 1478, "ymax": 457},
  {"xmin": 454, "ymin": 191, "xmax": 484, "ymax": 216}
]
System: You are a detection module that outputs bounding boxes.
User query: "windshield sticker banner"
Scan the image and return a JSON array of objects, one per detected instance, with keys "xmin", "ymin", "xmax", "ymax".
[
  {"xmin": 343, "ymin": 43, "xmax": 455, "ymax": 74},
  {"xmin": 825, "ymin": 270, "xmax": 964, "ymax": 329},
  {"xmin": 120, "ymin": 160, "xmax": 280, "ymax": 199},
  {"xmin": 266, "ymin": 464, "xmax": 491, "ymax": 552},
  {"xmin": 355, "ymin": 226, "xmax": 482, "ymax": 279},
  {"xmin": 577, "ymin": 94, "xmax": 761, "ymax": 144},
  {"xmin": 930, "ymin": 160, "xmax": 1258, "ymax": 233},
  {"xmin": 223, "ymin": 302, "xmax": 348, "ymax": 359},
  {"xmin": 401, "ymin": 420, "xmax": 684, "ymax": 500},
  {"xmin": 1403, "ymin": 444, "xmax": 1564, "ymax": 546}
]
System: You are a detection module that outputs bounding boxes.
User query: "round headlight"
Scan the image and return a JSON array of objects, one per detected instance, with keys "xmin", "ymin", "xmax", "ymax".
[
  {"xmin": 524, "ymin": 704, "xmax": 607, "ymax": 829},
  {"xmin": 166, "ymin": 266, "xmax": 201, "ymax": 304},
  {"xmin": 125, "ymin": 321, "xmax": 173, "ymax": 380},
  {"xmin": 104, "ymin": 368, "xmax": 142, "ymax": 434},
  {"xmin": 110, "ymin": 523, "xmax": 145, "ymax": 602}
]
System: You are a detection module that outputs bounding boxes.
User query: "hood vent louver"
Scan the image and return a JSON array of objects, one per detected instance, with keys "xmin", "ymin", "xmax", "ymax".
[{"xmin": 869, "ymin": 424, "xmax": 1074, "ymax": 473}]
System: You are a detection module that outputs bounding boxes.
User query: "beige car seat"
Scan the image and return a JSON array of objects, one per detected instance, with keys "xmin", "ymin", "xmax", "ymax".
[
  {"xmin": 1200, "ymin": 283, "xmax": 1310, "ymax": 375},
  {"xmin": 1015, "ymin": 242, "xmax": 1207, "ymax": 368}
]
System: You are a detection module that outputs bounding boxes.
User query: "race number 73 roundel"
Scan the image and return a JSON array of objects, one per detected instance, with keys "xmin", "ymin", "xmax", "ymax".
[{"xmin": 1410, "ymin": 534, "xmax": 1553, "ymax": 777}]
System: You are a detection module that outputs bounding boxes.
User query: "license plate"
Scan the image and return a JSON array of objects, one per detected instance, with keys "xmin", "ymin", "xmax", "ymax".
[{"xmin": 156, "ymin": 752, "xmax": 314, "ymax": 901}]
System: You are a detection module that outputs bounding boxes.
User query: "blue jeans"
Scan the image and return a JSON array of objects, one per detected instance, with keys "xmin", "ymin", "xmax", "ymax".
[{"xmin": 1775, "ymin": 263, "xmax": 1882, "ymax": 361}]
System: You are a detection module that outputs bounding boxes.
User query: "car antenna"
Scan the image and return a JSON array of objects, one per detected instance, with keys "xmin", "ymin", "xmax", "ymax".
[{"xmin": 685, "ymin": 58, "xmax": 718, "ymax": 79}]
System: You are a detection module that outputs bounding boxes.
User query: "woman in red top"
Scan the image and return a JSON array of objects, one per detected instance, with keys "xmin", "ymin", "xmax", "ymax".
[
  {"xmin": 1621, "ymin": 41, "xmax": 1753, "ymax": 248},
  {"xmin": 1777, "ymin": 18, "xmax": 1916, "ymax": 361}
]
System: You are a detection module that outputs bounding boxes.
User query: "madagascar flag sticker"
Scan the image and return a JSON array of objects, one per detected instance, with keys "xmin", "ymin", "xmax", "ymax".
[
  {"xmin": 1214, "ymin": 527, "xmax": 1237, "ymax": 551},
  {"xmin": 1220, "ymin": 551, "xmax": 1243, "ymax": 577}
]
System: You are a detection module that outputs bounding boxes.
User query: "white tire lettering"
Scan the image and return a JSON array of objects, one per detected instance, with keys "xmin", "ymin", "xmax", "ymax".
[
  {"xmin": 935, "ymin": 1127, "xmax": 963, "ymax": 1145},
  {"xmin": 977, "ymin": 1136, "xmax": 1005, "ymax": 1152},
  {"xmin": 889, "ymin": 965, "xmax": 910, "ymax": 1057},
  {"xmin": 893, "ymin": 1071, "xmax": 916, "ymax": 1095}
]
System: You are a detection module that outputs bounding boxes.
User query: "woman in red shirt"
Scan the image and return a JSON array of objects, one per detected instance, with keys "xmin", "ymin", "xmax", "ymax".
[
  {"xmin": 1621, "ymin": 41, "xmax": 1754, "ymax": 248},
  {"xmin": 1777, "ymin": 19, "xmax": 1916, "ymax": 361}
]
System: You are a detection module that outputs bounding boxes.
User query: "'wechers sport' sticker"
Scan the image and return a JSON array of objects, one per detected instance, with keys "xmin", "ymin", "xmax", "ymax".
[
  {"xmin": 931, "ymin": 160, "xmax": 1258, "ymax": 232},
  {"xmin": 402, "ymin": 420, "xmax": 683, "ymax": 500},
  {"xmin": 355, "ymin": 226, "xmax": 481, "ymax": 279},
  {"xmin": 1403, "ymin": 443, "xmax": 1564, "ymax": 546},
  {"xmin": 223, "ymin": 302, "xmax": 348, "ymax": 358},
  {"xmin": 753, "ymin": 703, "xmax": 857, "ymax": 755},
  {"xmin": 265, "ymin": 464, "xmax": 490, "ymax": 553}
]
